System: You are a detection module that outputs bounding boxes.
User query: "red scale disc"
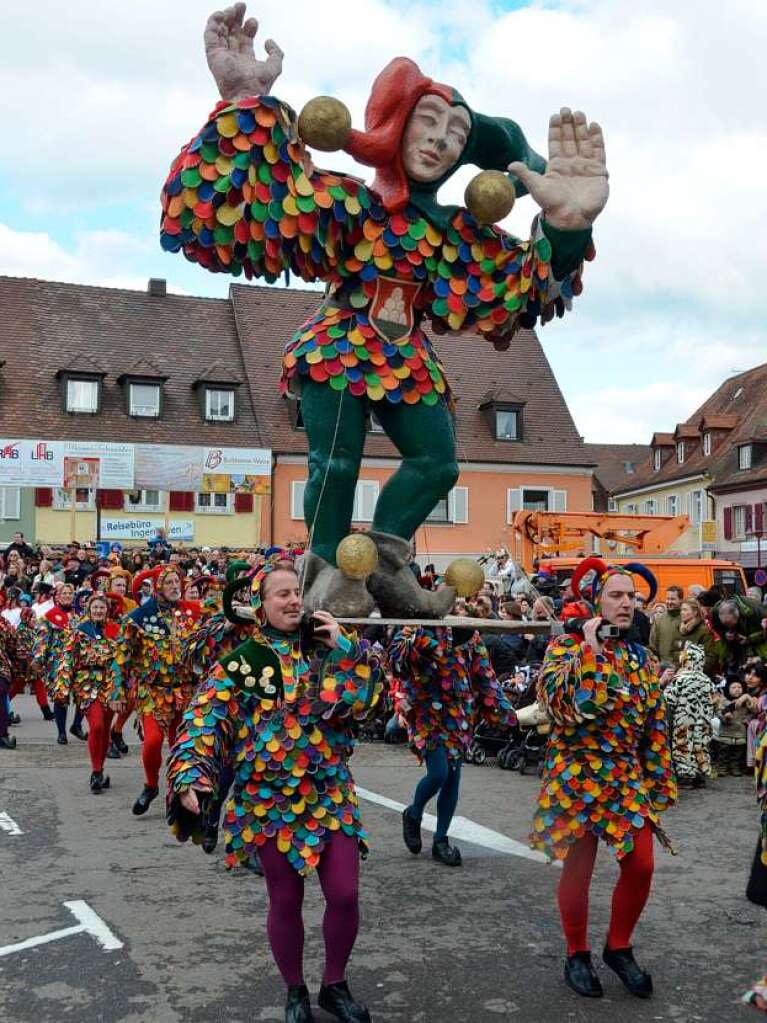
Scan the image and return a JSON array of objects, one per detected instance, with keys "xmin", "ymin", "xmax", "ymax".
[
  {"xmin": 447, "ymin": 292, "xmax": 465, "ymax": 313},
  {"xmin": 298, "ymin": 212, "xmax": 318, "ymax": 234},
  {"xmin": 219, "ymin": 138, "xmax": 236, "ymax": 157},
  {"xmin": 390, "ymin": 214, "xmax": 409, "ymax": 236},
  {"xmin": 309, "ymin": 363, "xmax": 329, "ymax": 383},
  {"xmin": 234, "ymin": 220, "xmax": 250, "ymax": 244}
]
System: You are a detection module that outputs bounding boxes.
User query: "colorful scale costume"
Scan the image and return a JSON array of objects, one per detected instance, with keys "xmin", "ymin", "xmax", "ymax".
[
  {"xmin": 389, "ymin": 626, "xmax": 517, "ymax": 760},
  {"xmin": 31, "ymin": 606, "xmax": 78, "ymax": 696},
  {"xmin": 168, "ymin": 628, "xmax": 383, "ymax": 875},
  {"xmin": 531, "ymin": 632, "xmax": 676, "ymax": 860},
  {"xmin": 744, "ymin": 732, "xmax": 767, "ymax": 1011},
  {"xmin": 55, "ymin": 620, "xmax": 123, "ymax": 712}
]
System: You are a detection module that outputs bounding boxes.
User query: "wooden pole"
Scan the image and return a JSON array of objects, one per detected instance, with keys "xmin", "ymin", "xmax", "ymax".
[{"xmin": 70, "ymin": 487, "xmax": 77, "ymax": 542}]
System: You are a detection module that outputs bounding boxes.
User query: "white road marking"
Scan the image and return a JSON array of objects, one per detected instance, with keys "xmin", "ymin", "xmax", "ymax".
[
  {"xmin": 0, "ymin": 900, "xmax": 123, "ymax": 958},
  {"xmin": 0, "ymin": 811, "xmax": 23, "ymax": 836},
  {"xmin": 356, "ymin": 786, "xmax": 557, "ymax": 865}
]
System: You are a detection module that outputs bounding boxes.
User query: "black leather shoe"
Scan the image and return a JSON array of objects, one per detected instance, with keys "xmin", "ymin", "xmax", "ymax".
[
  {"xmin": 69, "ymin": 723, "xmax": 88, "ymax": 742},
  {"xmin": 0, "ymin": 735, "xmax": 17, "ymax": 750},
  {"xmin": 106, "ymin": 742, "xmax": 121, "ymax": 759},
  {"xmin": 402, "ymin": 806, "xmax": 422, "ymax": 854},
  {"xmin": 90, "ymin": 771, "xmax": 104, "ymax": 793},
  {"xmin": 201, "ymin": 822, "xmax": 219, "ymax": 854},
  {"xmin": 285, "ymin": 984, "xmax": 314, "ymax": 1023},
  {"xmin": 564, "ymin": 952, "xmax": 603, "ymax": 998},
  {"xmin": 111, "ymin": 730, "xmax": 129, "ymax": 755},
  {"xmin": 9, "ymin": 712, "xmax": 21, "ymax": 725},
  {"xmin": 42, "ymin": 705, "xmax": 55, "ymax": 721},
  {"xmin": 603, "ymin": 946, "xmax": 653, "ymax": 998},
  {"xmin": 57, "ymin": 734, "xmax": 68, "ymax": 745},
  {"xmin": 318, "ymin": 981, "xmax": 371, "ymax": 1022},
  {"xmin": 132, "ymin": 785, "xmax": 159, "ymax": 816},
  {"xmin": 432, "ymin": 838, "xmax": 462, "ymax": 866}
]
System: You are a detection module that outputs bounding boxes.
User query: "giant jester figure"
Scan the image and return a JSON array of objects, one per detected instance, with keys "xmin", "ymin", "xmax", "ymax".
[{"xmin": 161, "ymin": 3, "xmax": 608, "ymax": 618}]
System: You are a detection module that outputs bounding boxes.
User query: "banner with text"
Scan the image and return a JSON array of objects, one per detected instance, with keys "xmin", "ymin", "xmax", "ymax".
[
  {"xmin": 201, "ymin": 446, "xmax": 271, "ymax": 494},
  {"xmin": 0, "ymin": 440, "xmax": 134, "ymax": 488},
  {"xmin": 101, "ymin": 516, "xmax": 194, "ymax": 542}
]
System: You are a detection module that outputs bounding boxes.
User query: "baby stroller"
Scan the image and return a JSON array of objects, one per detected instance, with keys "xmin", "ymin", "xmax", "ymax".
[
  {"xmin": 464, "ymin": 722, "xmax": 516, "ymax": 765},
  {"xmin": 497, "ymin": 701, "xmax": 550, "ymax": 775}
]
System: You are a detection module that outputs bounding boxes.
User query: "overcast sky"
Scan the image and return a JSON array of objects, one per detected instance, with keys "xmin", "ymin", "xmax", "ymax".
[{"xmin": 1, "ymin": 0, "xmax": 765, "ymax": 443}]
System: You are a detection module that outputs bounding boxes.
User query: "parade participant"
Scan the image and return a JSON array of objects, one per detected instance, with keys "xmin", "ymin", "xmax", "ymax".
[
  {"xmin": 390, "ymin": 612, "xmax": 517, "ymax": 866},
  {"xmin": 7, "ymin": 596, "xmax": 55, "ymax": 723},
  {"xmin": 166, "ymin": 558, "xmax": 383, "ymax": 1023},
  {"xmin": 117, "ymin": 566, "xmax": 202, "ymax": 816},
  {"xmin": 105, "ymin": 569, "xmax": 138, "ymax": 757},
  {"xmin": 663, "ymin": 642, "xmax": 716, "ymax": 788},
  {"xmin": 531, "ymin": 557, "xmax": 676, "ymax": 1000},
  {"xmin": 745, "ymin": 728, "xmax": 767, "ymax": 1011},
  {"xmin": 31, "ymin": 582, "xmax": 87, "ymax": 745},
  {"xmin": 0, "ymin": 615, "xmax": 18, "ymax": 749},
  {"xmin": 55, "ymin": 594, "xmax": 123, "ymax": 793},
  {"xmin": 161, "ymin": 3, "xmax": 607, "ymax": 618}
]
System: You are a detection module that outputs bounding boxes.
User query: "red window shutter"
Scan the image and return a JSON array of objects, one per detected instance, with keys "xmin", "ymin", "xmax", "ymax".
[
  {"xmin": 723, "ymin": 506, "xmax": 733, "ymax": 540},
  {"xmin": 235, "ymin": 492, "xmax": 254, "ymax": 514},
  {"xmin": 35, "ymin": 487, "xmax": 53, "ymax": 507},
  {"xmin": 169, "ymin": 491, "xmax": 193, "ymax": 512},
  {"xmin": 97, "ymin": 489, "xmax": 123, "ymax": 510},
  {"xmin": 745, "ymin": 504, "xmax": 754, "ymax": 534}
]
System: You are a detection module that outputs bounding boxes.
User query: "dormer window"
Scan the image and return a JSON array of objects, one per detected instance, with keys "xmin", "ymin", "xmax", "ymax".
[
  {"xmin": 192, "ymin": 364, "xmax": 242, "ymax": 424},
  {"xmin": 739, "ymin": 443, "xmax": 753, "ymax": 470},
  {"xmin": 67, "ymin": 378, "xmax": 100, "ymax": 414},
  {"xmin": 129, "ymin": 382, "xmax": 161, "ymax": 417},
  {"xmin": 677, "ymin": 441, "xmax": 685, "ymax": 464},
  {"xmin": 205, "ymin": 388, "xmax": 235, "ymax": 422},
  {"xmin": 368, "ymin": 412, "xmax": 385, "ymax": 434},
  {"xmin": 653, "ymin": 448, "xmax": 662, "ymax": 471},
  {"xmin": 495, "ymin": 409, "xmax": 520, "ymax": 441},
  {"xmin": 703, "ymin": 432, "xmax": 711, "ymax": 456},
  {"xmin": 56, "ymin": 362, "xmax": 107, "ymax": 415},
  {"xmin": 118, "ymin": 361, "xmax": 168, "ymax": 419},
  {"xmin": 479, "ymin": 389, "xmax": 526, "ymax": 443}
]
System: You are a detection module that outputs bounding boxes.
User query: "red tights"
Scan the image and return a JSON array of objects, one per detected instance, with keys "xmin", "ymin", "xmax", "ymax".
[
  {"xmin": 10, "ymin": 676, "xmax": 49, "ymax": 709},
  {"xmin": 141, "ymin": 713, "xmax": 180, "ymax": 789},
  {"xmin": 557, "ymin": 826, "xmax": 655, "ymax": 955},
  {"xmin": 85, "ymin": 703, "xmax": 114, "ymax": 773},
  {"xmin": 113, "ymin": 691, "xmax": 136, "ymax": 734}
]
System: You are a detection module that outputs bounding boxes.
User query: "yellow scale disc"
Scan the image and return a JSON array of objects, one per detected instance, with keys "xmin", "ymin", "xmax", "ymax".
[
  {"xmin": 283, "ymin": 195, "xmax": 300, "ymax": 217},
  {"xmin": 295, "ymin": 173, "xmax": 314, "ymax": 197},
  {"xmin": 217, "ymin": 204, "xmax": 243, "ymax": 226},
  {"xmin": 216, "ymin": 113, "xmax": 239, "ymax": 138},
  {"xmin": 344, "ymin": 196, "xmax": 361, "ymax": 215},
  {"xmin": 215, "ymin": 155, "xmax": 233, "ymax": 175},
  {"xmin": 354, "ymin": 239, "xmax": 373, "ymax": 262}
]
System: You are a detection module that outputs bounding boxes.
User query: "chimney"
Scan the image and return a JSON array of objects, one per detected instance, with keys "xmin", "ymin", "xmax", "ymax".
[{"xmin": 147, "ymin": 278, "xmax": 167, "ymax": 297}]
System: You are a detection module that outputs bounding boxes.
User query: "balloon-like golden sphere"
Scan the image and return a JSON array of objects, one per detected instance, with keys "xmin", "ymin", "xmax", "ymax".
[
  {"xmin": 464, "ymin": 170, "xmax": 516, "ymax": 225},
  {"xmin": 336, "ymin": 534, "xmax": 379, "ymax": 580},
  {"xmin": 297, "ymin": 97, "xmax": 352, "ymax": 152},
  {"xmin": 445, "ymin": 558, "xmax": 485, "ymax": 598}
]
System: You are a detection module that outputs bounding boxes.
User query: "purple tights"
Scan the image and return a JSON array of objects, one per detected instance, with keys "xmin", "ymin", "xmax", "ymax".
[{"xmin": 259, "ymin": 831, "xmax": 360, "ymax": 987}]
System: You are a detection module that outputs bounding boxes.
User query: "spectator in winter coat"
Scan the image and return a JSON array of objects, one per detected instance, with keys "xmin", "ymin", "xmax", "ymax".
[{"xmin": 649, "ymin": 585, "xmax": 685, "ymax": 666}]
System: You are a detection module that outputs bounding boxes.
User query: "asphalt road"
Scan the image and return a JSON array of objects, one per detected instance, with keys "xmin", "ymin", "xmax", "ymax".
[{"xmin": 0, "ymin": 694, "xmax": 763, "ymax": 1023}]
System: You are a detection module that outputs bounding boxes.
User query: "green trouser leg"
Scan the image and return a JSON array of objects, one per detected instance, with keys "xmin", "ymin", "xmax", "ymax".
[
  {"xmin": 372, "ymin": 396, "xmax": 459, "ymax": 539},
  {"xmin": 299, "ymin": 381, "xmax": 366, "ymax": 565}
]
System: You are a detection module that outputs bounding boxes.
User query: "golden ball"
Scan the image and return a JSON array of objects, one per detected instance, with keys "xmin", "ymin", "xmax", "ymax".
[
  {"xmin": 464, "ymin": 170, "xmax": 516, "ymax": 225},
  {"xmin": 445, "ymin": 558, "xmax": 485, "ymax": 598},
  {"xmin": 336, "ymin": 534, "xmax": 379, "ymax": 580},
  {"xmin": 297, "ymin": 97, "xmax": 352, "ymax": 152}
]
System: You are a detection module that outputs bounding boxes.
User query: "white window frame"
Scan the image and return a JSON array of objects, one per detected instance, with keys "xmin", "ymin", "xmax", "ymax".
[
  {"xmin": 643, "ymin": 498, "xmax": 657, "ymax": 515},
  {"xmin": 688, "ymin": 489, "xmax": 704, "ymax": 526},
  {"xmin": 205, "ymin": 388, "xmax": 235, "ymax": 422},
  {"xmin": 290, "ymin": 480, "xmax": 306, "ymax": 521},
  {"xmin": 53, "ymin": 487, "xmax": 95, "ymax": 511},
  {"xmin": 739, "ymin": 444, "xmax": 753, "ymax": 470},
  {"xmin": 625, "ymin": 502, "xmax": 638, "ymax": 514},
  {"xmin": 195, "ymin": 492, "xmax": 234, "ymax": 515},
  {"xmin": 653, "ymin": 448, "xmax": 662, "ymax": 471},
  {"xmin": 495, "ymin": 409, "xmax": 520, "ymax": 441},
  {"xmin": 124, "ymin": 489, "xmax": 165, "ymax": 513},
  {"xmin": 608, "ymin": 497, "xmax": 617, "ymax": 512},
  {"xmin": 733, "ymin": 504, "xmax": 747, "ymax": 540},
  {"xmin": 507, "ymin": 487, "xmax": 567, "ymax": 523},
  {"xmin": 703, "ymin": 432, "xmax": 711, "ymax": 456},
  {"xmin": 352, "ymin": 480, "xmax": 380, "ymax": 523},
  {"xmin": 425, "ymin": 487, "xmax": 469, "ymax": 525},
  {"xmin": 129, "ymin": 382, "xmax": 161, "ymax": 418},
  {"xmin": 676, "ymin": 441, "xmax": 685, "ymax": 465},
  {"xmin": 66, "ymin": 378, "xmax": 99, "ymax": 414},
  {"xmin": 666, "ymin": 494, "xmax": 679, "ymax": 516},
  {"xmin": 0, "ymin": 487, "xmax": 21, "ymax": 520}
]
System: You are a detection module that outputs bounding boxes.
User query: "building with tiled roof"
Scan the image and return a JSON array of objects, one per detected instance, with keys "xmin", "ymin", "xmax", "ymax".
[
  {"xmin": 585, "ymin": 443, "xmax": 652, "ymax": 511},
  {"xmin": 611, "ymin": 362, "xmax": 767, "ymax": 571},
  {"xmin": 0, "ymin": 274, "xmax": 597, "ymax": 561}
]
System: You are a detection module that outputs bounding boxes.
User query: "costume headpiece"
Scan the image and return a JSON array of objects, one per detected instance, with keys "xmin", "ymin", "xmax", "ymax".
[
  {"xmin": 131, "ymin": 565, "xmax": 183, "ymax": 600},
  {"xmin": 571, "ymin": 556, "xmax": 657, "ymax": 607},
  {"xmin": 222, "ymin": 550, "xmax": 297, "ymax": 626}
]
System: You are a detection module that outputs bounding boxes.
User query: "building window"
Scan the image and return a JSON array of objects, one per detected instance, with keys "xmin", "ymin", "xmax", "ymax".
[
  {"xmin": 66, "ymin": 379, "xmax": 99, "ymax": 414},
  {"xmin": 623, "ymin": 461, "xmax": 635, "ymax": 475},
  {"xmin": 703, "ymin": 432, "xmax": 711, "ymax": 456},
  {"xmin": 666, "ymin": 494, "xmax": 679, "ymax": 516},
  {"xmin": 608, "ymin": 497, "xmax": 617, "ymax": 512},
  {"xmin": 425, "ymin": 488, "xmax": 469, "ymax": 525},
  {"xmin": 676, "ymin": 441, "xmax": 685, "ymax": 465},
  {"xmin": 625, "ymin": 502, "xmax": 638, "ymax": 514},
  {"xmin": 290, "ymin": 480, "xmax": 380, "ymax": 522},
  {"xmin": 125, "ymin": 489, "xmax": 164, "ymax": 513},
  {"xmin": 0, "ymin": 487, "xmax": 20, "ymax": 520},
  {"xmin": 128, "ymin": 383, "xmax": 161, "ymax": 418},
  {"xmin": 205, "ymin": 388, "xmax": 235, "ymax": 422},
  {"xmin": 196, "ymin": 492, "xmax": 233, "ymax": 514},
  {"xmin": 507, "ymin": 487, "xmax": 566, "ymax": 522},
  {"xmin": 688, "ymin": 489, "xmax": 704, "ymax": 526},
  {"xmin": 53, "ymin": 487, "xmax": 95, "ymax": 511},
  {"xmin": 495, "ymin": 410, "xmax": 519, "ymax": 441},
  {"xmin": 368, "ymin": 412, "xmax": 385, "ymax": 434},
  {"xmin": 738, "ymin": 444, "xmax": 753, "ymax": 470},
  {"xmin": 653, "ymin": 448, "xmax": 662, "ymax": 471},
  {"xmin": 643, "ymin": 498, "xmax": 657, "ymax": 515},
  {"xmin": 733, "ymin": 504, "xmax": 747, "ymax": 539}
]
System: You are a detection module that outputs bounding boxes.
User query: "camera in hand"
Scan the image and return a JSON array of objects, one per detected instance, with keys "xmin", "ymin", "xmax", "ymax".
[
  {"xmin": 300, "ymin": 612, "xmax": 322, "ymax": 647},
  {"xmin": 563, "ymin": 618, "xmax": 622, "ymax": 641}
]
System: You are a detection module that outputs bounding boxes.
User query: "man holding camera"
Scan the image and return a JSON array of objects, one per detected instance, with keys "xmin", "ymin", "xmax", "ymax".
[{"xmin": 531, "ymin": 557, "xmax": 676, "ymax": 1001}]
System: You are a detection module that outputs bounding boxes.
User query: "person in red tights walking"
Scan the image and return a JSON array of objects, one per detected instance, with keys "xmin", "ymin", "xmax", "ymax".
[
  {"xmin": 531, "ymin": 557, "xmax": 676, "ymax": 999},
  {"xmin": 55, "ymin": 593, "xmax": 123, "ymax": 792},
  {"xmin": 116, "ymin": 566, "xmax": 201, "ymax": 816}
]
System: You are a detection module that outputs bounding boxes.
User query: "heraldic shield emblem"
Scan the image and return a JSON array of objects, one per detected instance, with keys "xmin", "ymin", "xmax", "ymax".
[{"xmin": 368, "ymin": 276, "xmax": 422, "ymax": 344}]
